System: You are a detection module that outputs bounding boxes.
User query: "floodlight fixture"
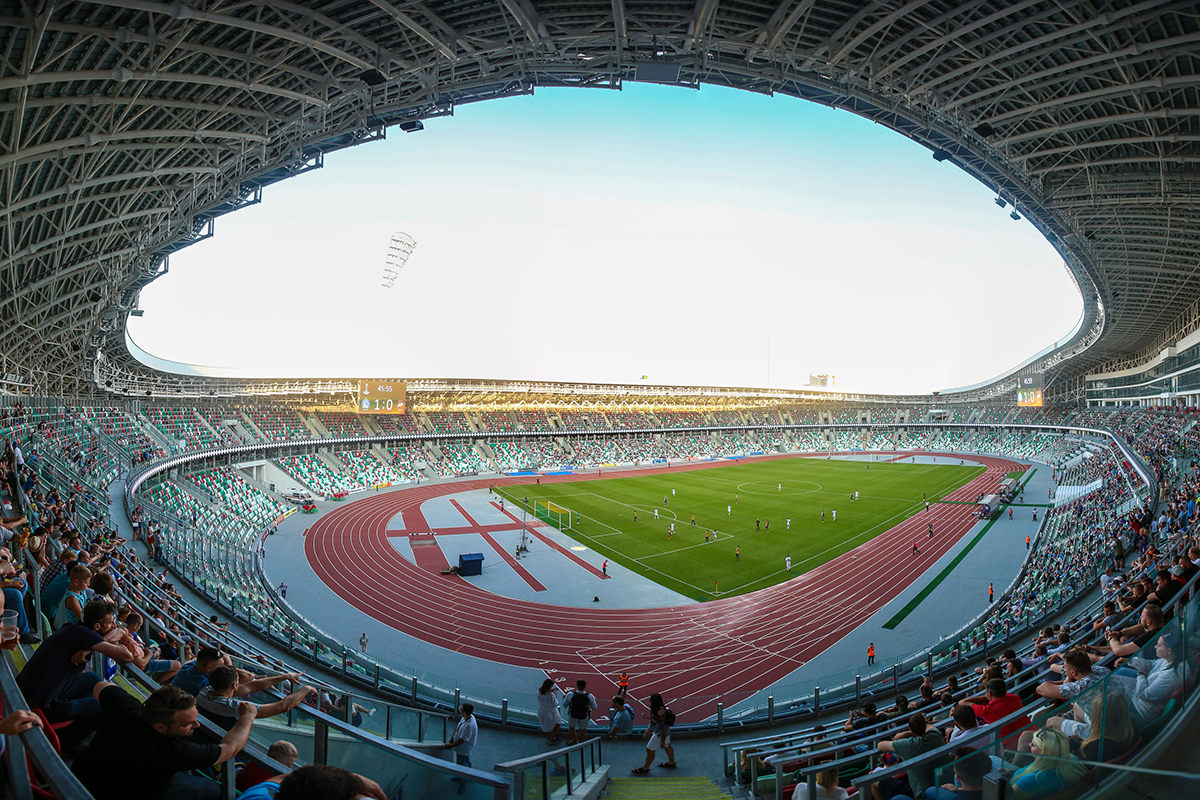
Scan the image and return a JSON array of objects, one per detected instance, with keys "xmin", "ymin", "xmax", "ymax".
[
  {"xmin": 1010, "ymin": 210, "xmax": 1021, "ymax": 221},
  {"xmin": 382, "ymin": 232, "xmax": 417, "ymax": 288},
  {"xmin": 399, "ymin": 120, "xmax": 424, "ymax": 133},
  {"xmin": 994, "ymin": 197, "xmax": 1007, "ymax": 208}
]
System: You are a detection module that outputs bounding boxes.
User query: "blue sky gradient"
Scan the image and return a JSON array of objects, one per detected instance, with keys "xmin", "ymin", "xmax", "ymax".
[{"xmin": 129, "ymin": 83, "xmax": 1081, "ymax": 394}]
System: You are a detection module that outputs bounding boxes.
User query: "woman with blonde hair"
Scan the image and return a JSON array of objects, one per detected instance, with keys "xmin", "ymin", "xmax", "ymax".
[
  {"xmin": 1078, "ymin": 692, "xmax": 1135, "ymax": 762},
  {"xmin": 792, "ymin": 768, "xmax": 847, "ymax": 800},
  {"xmin": 1012, "ymin": 729, "xmax": 1087, "ymax": 797}
]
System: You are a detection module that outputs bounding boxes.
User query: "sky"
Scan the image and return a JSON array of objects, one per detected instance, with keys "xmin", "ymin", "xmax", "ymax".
[{"xmin": 128, "ymin": 83, "xmax": 1082, "ymax": 395}]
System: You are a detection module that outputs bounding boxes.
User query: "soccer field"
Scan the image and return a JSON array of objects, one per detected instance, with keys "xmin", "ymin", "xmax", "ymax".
[{"xmin": 496, "ymin": 457, "xmax": 984, "ymax": 600}]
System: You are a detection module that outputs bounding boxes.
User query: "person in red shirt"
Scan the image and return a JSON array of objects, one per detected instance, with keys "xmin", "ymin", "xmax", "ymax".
[
  {"xmin": 237, "ymin": 740, "xmax": 299, "ymax": 790},
  {"xmin": 959, "ymin": 678, "xmax": 1029, "ymax": 748}
]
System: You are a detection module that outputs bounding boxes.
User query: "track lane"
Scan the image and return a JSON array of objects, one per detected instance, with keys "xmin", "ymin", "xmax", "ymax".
[{"xmin": 305, "ymin": 452, "xmax": 1020, "ymax": 721}]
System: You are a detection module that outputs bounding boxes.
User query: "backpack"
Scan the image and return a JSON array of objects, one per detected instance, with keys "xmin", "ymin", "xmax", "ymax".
[
  {"xmin": 568, "ymin": 690, "xmax": 592, "ymax": 719},
  {"xmin": 661, "ymin": 707, "xmax": 676, "ymax": 727}
]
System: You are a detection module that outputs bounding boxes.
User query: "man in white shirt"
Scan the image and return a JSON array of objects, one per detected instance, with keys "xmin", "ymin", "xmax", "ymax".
[{"xmin": 445, "ymin": 703, "xmax": 478, "ymax": 794}]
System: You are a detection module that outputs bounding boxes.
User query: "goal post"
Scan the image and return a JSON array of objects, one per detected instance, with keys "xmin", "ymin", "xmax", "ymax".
[{"xmin": 535, "ymin": 500, "xmax": 574, "ymax": 531}]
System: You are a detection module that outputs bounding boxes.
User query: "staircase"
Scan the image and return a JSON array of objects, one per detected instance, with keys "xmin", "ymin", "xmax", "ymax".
[{"xmin": 605, "ymin": 776, "xmax": 730, "ymax": 800}]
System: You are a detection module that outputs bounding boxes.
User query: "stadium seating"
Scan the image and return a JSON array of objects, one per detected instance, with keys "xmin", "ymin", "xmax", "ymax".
[
  {"xmin": 143, "ymin": 405, "xmax": 229, "ymax": 451},
  {"xmin": 13, "ymin": 396, "xmax": 1200, "ymax": 800},
  {"xmin": 316, "ymin": 410, "xmax": 368, "ymax": 437},
  {"xmin": 491, "ymin": 440, "xmax": 567, "ymax": 471},
  {"xmin": 242, "ymin": 406, "xmax": 311, "ymax": 442},
  {"xmin": 275, "ymin": 453, "xmax": 362, "ymax": 495},
  {"xmin": 337, "ymin": 449, "xmax": 404, "ymax": 486}
]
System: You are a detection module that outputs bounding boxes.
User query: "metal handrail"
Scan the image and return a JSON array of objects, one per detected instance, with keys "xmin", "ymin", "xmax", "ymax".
[
  {"xmin": 495, "ymin": 737, "xmax": 605, "ymax": 799},
  {"xmin": 0, "ymin": 652, "xmax": 93, "ymax": 800}
]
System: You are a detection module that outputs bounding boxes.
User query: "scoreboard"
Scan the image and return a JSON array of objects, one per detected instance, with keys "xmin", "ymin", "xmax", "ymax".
[
  {"xmin": 1016, "ymin": 374, "xmax": 1043, "ymax": 408},
  {"xmin": 356, "ymin": 380, "xmax": 406, "ymax": 414}
]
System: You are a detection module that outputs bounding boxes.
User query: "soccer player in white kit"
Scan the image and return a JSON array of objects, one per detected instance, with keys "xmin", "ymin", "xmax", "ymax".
[
  {"xmin": 727, "ymin": 505, "xmax": 731, "ymax": 515},
  {"xmin": 786, "ymin": 517, "xmax": 791, "ymax": 530},
  {"xmin": 832, "ymin": 509, "xmax": 837, "ymax": 521},
  {"xmin": 786, "ymin": 555, "xmax": 792, "ymax": 571}
]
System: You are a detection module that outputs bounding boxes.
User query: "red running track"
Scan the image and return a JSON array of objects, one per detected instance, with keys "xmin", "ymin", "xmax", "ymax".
[{"xmin": 306, "ymin": 452, "xmax": 1022, "ymax": 721}]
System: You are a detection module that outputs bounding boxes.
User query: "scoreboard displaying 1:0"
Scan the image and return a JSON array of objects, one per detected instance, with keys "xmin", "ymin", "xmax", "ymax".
[{"xmin": 356, "ymin": 380, "xmax": 406, "ymax": 414}]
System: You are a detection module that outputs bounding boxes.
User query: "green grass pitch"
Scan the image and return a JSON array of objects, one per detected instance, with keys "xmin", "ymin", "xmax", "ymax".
[{"xmin": 496, "ymin": 457, "xmax": 984, "ymax": 600}]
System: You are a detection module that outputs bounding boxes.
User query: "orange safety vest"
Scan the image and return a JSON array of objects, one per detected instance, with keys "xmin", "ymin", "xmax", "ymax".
[
  {"xmin": 867, "ymin": 645, "xmax": 875, "ymax": 657},
  {"xmin": 618, "ymin": 673, "xmax": 629, "ymax": 688}
]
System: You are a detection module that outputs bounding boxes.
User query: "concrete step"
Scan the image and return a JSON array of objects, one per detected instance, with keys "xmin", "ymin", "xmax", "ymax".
[{"xmin": 605, "ymin": 775, "xmax": 730, "ymax": 799}]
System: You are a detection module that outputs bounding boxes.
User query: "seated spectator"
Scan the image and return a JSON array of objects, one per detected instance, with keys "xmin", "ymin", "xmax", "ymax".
[
  {"xmin": 1092, "ymin": 601, "xmax": 1121, "ymax": 633},
  {"xmin": 38, "ymin": 546, "xmax": 75, "ymax": 594},
  {"xmin": 1146, "ymin": 570, "xmax": 1180, "ymax": 607},
  {"xmin": 607, "ymin": 696, "xmax": 634, "ymax": 738},
  {"xmin": 16, "ymin": 599, "xmax": 135, "ymax": 753},
  {"xmin": 0, "ymin": 546, "xmax": 39, "ymax": 643},
  {"xmin": 54, "ymin": 563, "xmax": 91, "ymax": 627},
  {"xmin": 960, "ymin": 678, "xmax": 1030, "ymax": 749},
  {"xmin": 843, "ymin": 702, "xmax": 886, "ymax": 737},
  {"xmin": 873, "ymin": 713, "xmax": 946, "ymax": 799},
  {"xmin": 171, "ymin": 646, "xmax": 246, "ymax": 695},
  {"xmin": 944, "ymin": 703, "xmax": 985, "ymax": 747},
  {"xmin": 238, "ymin": 740, "xmax": 300, "ymax": 791},
  {"xmin": 884, "ymin": 695, "xmax": 910, "ymax": 717},
  {"xmin": 1111, "ymin": 630, "xmax": 1186, "ymax": 725},
  {"xmin": 196, "ymin": 666, "xmax": 315, "ymax": 729},
  {"xmin": 124, "ymin": 610, "xmax": 181, "ymax": 684},
  {"xmin": 1068, "ymin": 692, "xmax": 1136, "ymax": 762},
  {"xmin": 71, "ymin": 682, "xmax": 257, "ymax": 800},
  {"xmin": 1091, "ymin": 604, "xmax": 1165, "ymax": 662},
  {"xmin": 792, "ymin": 768, "xmax": 849, "ymax": 800},
  {"xmin": 1037, "ymin": 646, "xmax": 1109, "ymax": 702},
  {"xmin": 1009, "ymin": 729, "xmax": 1087, "ymax": 798},
  {"xmin": 926, "ymin": 745, "xmax": 991, "ymax": 799},
  {"xmin": 237, "ymin": 764, "xmax": 386, "ymax": 800}
]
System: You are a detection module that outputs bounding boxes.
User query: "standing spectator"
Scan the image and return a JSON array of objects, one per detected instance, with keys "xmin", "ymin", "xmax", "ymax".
[
  {"xmin": 359, "ymin": 633, "xmax": 368, "ymax": 653},
  {"xmin": 564, "ymin": 679, "xmax": 597, "ymax": 744},
  {"xmin": 71, "ymin": 682, "xmax": 258, "ymax": 800},
  {"xmin": 444, "ymin": 704, "xmax": 478, "ymax": 794},
  {"xmin": 632, "ymin": 693, "xmax": 676, "ymax": 773},
  {"xmin": 16, "ymin": 599, "xmax": 135, "ymax": 753},
  {"xmin": 537, "ymin": 678, "xmax": 564, "ymax": 744}
]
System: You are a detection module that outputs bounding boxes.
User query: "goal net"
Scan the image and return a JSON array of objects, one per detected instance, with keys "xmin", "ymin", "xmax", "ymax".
[{"xmin": 535, "ymin": 500, "xmax": 574, "ymax": 531}]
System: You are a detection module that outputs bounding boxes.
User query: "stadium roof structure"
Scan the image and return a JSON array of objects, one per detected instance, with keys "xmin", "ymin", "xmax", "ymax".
[{"xmin": 0, "ymin": 1, "xmax": 1197, "ymax": 402}]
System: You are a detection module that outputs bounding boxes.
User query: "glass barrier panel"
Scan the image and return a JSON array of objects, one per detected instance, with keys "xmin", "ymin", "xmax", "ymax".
[{"xmin": 322, "ymin": 727, "xmax": 504, "ymax": 800}]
